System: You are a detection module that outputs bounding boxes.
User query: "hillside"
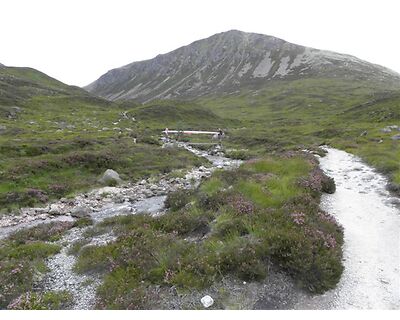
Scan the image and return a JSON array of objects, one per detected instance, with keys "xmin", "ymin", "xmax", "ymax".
[
  {"xmin": 85, "ymin": 30, "xmax": 400, "ymax": 102},
  {"xmin": 0, "ymin": 64, "xmax": 85, "ymax": 106},
  {"xmin": 0, "ymin": 65, "xmax": 227, "ymax": 211}
]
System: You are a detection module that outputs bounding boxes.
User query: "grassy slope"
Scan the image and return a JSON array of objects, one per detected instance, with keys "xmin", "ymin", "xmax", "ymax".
[
  {"xmin": 196, "ymin": 77, "xmax": 400, "ymax": 184},
  {"xmin": 0, "ymin": 67, "xmax": 226, "ymax": 210},
  {"xmin": 0, "ymin": 92, "xmax": 226, "ymax": 211}
]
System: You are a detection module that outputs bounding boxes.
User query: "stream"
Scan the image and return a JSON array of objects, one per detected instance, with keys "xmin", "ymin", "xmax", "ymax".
[{"xmin": 295, "ymin": 147, "xmax": 400, "ymax": 309}]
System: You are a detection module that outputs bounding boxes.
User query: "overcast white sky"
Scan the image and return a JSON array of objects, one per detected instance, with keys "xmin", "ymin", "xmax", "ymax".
[{"xmin": 1, "ymin": 0, "xmax": 399, "ymax": 87}]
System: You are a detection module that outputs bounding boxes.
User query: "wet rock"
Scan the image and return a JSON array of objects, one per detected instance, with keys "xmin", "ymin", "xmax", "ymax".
[
  {"xmin": 70, "ymin": 206, "xmax": 91, "ymax": 218},
  {"xmin": 99, "ymin": 169, "xmax": 122, "ymax": 185}
]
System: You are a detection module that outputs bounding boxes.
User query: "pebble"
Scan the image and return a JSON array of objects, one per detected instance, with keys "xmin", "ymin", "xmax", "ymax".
[{"xmin": 201, "ymin": 295, "xmax": 214, "ymax": 308}]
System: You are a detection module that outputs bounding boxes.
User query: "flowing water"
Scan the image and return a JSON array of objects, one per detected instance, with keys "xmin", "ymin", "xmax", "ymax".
[{"xmin": 295, "ymin": 147, "xmax": 400, "ymax": 309}]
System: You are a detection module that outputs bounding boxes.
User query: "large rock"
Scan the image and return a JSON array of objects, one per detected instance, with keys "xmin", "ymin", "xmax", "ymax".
[
  {"xmin": 70, "ymin": 206, "xmax": 91, "ymax": 218},
  {"xmin": 99, "ymin": 169, "xmax": 122, "ymax": 185}
]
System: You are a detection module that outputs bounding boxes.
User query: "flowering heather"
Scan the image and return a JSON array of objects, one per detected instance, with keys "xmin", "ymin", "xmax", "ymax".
[
  {"xmin": 7, "ymin": 291, "xmax": 71, "ymax": 310},
  {"xmin": 290, "ymin": 211, "xmax": 306, "ymax": 225},
  {"xmin": 318, "ymin": 211, "xmax": 342, "ymax": 229},
  {"xmin": 304, "ymin": 227, "xmax": 337, "ymax": 249},
  {"xmin": 298, "ymin": 168, "xmax": 324, "ymax": 192},
  {"xmin": 228, "ymin": 194, "xmax": 255, "ymax": 215}
]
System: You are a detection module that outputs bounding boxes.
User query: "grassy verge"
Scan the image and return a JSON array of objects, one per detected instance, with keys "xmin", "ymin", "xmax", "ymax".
[
  {"xmin": 73, "ymin": 154, "xmax": 343, "ymax": 309},
  {"xmin": 0, "ymin": 221, "xmax": 74, "ymax": 308}
]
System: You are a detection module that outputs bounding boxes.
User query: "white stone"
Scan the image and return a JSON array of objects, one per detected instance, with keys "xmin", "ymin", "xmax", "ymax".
[{"xmin": 201, "ymin": 295, "xmax": 214, "ymax": 308}]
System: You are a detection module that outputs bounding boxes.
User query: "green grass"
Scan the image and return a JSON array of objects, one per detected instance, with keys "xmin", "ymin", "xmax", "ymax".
[{"xmin": 196, "ymin": 79, "xmax": 400, "ymax": 189}]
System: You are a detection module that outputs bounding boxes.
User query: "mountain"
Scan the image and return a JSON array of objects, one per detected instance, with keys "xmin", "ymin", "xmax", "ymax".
[
  {"xmin": 85, "ymin": 30, "xmax": 400, "ymax": 102},
  {"xmin": 0, "ymin": 64, "xmax": 86, "ymax": 106}
]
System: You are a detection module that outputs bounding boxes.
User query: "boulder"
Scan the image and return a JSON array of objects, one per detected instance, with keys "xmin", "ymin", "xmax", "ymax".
[
  {"xmin": 70, "ymin": 206, "xmax": 91, "ymax": 218},
  {"xmin": 99, "ymin": 169, "xmax": 122, "ymax": 185}
]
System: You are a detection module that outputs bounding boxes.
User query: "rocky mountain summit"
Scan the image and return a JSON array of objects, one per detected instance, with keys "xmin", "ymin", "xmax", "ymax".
[{"xmin": 85, "ymin": 30, "xmax": 400, "ymax": 102}]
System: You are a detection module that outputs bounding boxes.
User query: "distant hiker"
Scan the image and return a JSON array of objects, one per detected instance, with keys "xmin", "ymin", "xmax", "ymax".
[{"xmin": 218, "ymin": 128, "xmax": 223, "ymax": 140}]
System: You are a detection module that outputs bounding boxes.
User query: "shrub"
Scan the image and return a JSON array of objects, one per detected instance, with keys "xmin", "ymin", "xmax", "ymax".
[
  {"xmin": 225, "ymin": 149, "xmax": 251, "ymax": 160},
  {"xmin": 8, "ymin": 221, "xmax": 74, "ymax": 243},
  {"xmin": 321, "ymin": 176, "xmax": 336, "ymax": 194},
  {"xmin": 96, "ymin": 266, "xmax": 147, "ymax": 309},
  {"xmin": 212, "ymin": 218, "xmax": 249, "ymax": 238},
  {"xmin": 7, "ymin": 291, "xmax": 72, "ymax": 310},
  {"xmin": 156, "ymin": 209, "xmax": 212, "ymax": 236},
  {"xmin": 0, "ymin": 240, "xmax": 61, "ymax": 308},
  {"xmin": 165, "ymin": 189, "xmax": 194, "ymax": 211}
]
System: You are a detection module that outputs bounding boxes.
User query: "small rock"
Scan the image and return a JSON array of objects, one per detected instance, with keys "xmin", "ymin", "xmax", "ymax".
[
  {"xmin": 391, "ymin": 134, "xmax": 400, "ymax": 141},
  {"xmin": 201, "ymin": 295, "xmax": 214, "ymax": 308},
  {"xmin": 49, "ymin": 204, "xmax": 62, "ymax": 215},
  {"xmin": 70, "ymin": 206, "xmax": 91, "ymax": 218}
]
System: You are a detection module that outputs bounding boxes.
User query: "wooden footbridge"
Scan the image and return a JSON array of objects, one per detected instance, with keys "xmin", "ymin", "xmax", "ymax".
[
  {"xmin": 162, "ymin": 130, "xmax": 219, "ymax": 135},
  {"xmin": 162, "ymin": 129, "xmax": 224, "ymax": 144}
]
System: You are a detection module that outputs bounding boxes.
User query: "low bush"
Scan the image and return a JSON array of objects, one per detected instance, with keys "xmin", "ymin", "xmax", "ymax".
[
  {"xmin": 0, "ymin": 240, "xmax": 61, "ymax": 308},
  {"xmin": 165, "ymin": 189, "xmax": 194, "ymax": 211},
  {"xmin": 7, "ymin": 291, "xmax": 72, "ymax": 310}
]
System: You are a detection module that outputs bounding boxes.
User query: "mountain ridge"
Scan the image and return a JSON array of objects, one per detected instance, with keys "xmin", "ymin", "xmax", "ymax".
[{"xmin": 85, "ymin": 30, "xmax": 400, "ymax": 102}]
